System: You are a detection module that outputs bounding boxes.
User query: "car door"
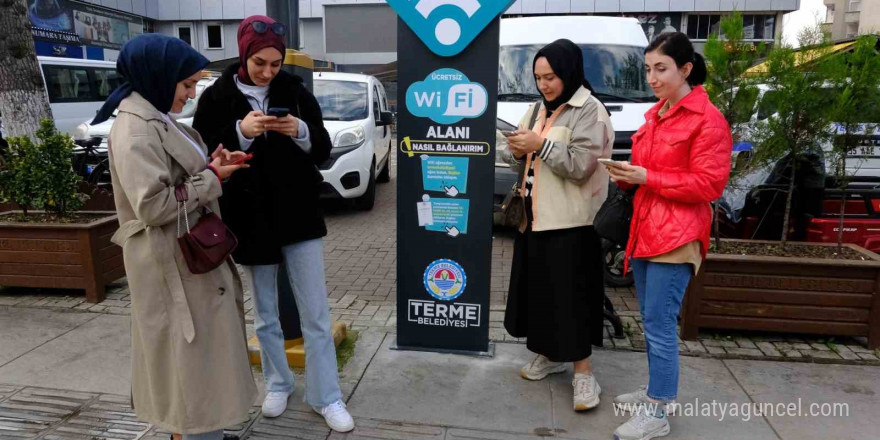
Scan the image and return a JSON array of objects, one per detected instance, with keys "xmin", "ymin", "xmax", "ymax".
[
  {"xmin": 371, "ymin": 81, "xmax": 388, "ymax": 170},
  {"xmin": 378, "ymin": 83, "xmax": 392, "ymax": 165}
]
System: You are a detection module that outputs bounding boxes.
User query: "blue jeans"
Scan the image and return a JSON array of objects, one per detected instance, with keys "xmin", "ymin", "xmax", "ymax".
[
  {"xmin": 631, "ymin": 259, "xmax": 692, "ymax": 402},
  {"xmin": 243, "ymin": 238, "xmax": 343, "ymax": 408}
]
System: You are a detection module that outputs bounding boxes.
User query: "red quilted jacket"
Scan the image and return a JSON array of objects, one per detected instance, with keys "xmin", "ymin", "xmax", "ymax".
[{"xmin": 623, "ymin": 86, "xmax": 732, "ymax": 267}]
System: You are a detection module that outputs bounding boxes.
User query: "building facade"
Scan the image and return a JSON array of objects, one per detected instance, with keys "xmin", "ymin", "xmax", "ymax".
[
  {"xmin": 299, "ymin": 0, "xmax": 799, "ymax": 73},
  {"xmin": 26, "ymin": 0, "xmax": 265, "ymax": 62},
  {"xmin": 824, "ymin": 0, "xmax": 880, "ymax": 40},
  {"xmin": 28, "ymin": 0, "xmax": 800, "ymax": 67}
]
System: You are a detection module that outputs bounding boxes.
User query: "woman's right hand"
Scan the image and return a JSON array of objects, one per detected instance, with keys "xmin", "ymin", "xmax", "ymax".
[{"xmin": 239, "ymin": 111, "xmax": 277, "ymax": 139}]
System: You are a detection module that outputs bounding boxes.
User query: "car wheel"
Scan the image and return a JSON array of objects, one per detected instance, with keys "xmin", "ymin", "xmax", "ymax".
[
  {"xmin": 377, "ymin": 150, "xmax": 391, "ymax": 183},
  {"xmin": 354, "ymin": 159, "xmax": 376, "ymax": 211},
  {"xmin": 602, "ymin": 239, "xmax": 633, "ymax": 287}
]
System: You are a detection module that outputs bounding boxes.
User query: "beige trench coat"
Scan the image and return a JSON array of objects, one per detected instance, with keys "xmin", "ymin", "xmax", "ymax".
[{"xmin": 108, "ymin": 92, "xmax": 257, "ymax": 434}]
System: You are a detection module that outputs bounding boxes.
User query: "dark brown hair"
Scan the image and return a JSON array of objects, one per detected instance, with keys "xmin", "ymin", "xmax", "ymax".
[{"xmin": 645, "ymin": 32, "xmax": 707, "ymax": 86}]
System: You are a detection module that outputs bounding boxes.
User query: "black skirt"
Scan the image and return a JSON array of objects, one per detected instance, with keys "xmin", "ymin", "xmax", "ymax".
[{"xmin": 504, "ymin": 225, "xmax": 606, "ymax": 362}]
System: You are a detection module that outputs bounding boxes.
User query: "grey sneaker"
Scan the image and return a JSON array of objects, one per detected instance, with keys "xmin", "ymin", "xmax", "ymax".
[
  {"xmin": 613, "ymin": 406, "xmax": 670, "ymax": 440},
  {"xmin": 614, "ymin": 387, "xmax": 673, "ymax": 415},
  {"xmin": 572, "ymin": 373, "xmax": 601, "ymax": 411},
  {"xmin": 614, "ymin": 385, "xmax": 648, "ymax": 410},
  {"xmin": 521, "ymin": 355, "xmax": 567, "ymax": 381}
]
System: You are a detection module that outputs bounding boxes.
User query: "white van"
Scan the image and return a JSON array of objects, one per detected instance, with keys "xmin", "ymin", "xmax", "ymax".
[
  {"xmin": 494, "ymin": 16, "xmax": 657, "ymax": 210},
  {"xmin": 37, "ymin": 56, "xmax": 121, "ymax": 135},
  {"xmin": 313, "ymin": 72, "xmax": 394, "ymax": 210},
  {"xmin": 497, "ymin": 16, "xmax": 656, "ymax": 156}
]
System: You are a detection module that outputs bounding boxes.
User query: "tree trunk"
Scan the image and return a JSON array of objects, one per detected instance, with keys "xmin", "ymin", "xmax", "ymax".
[
  {"xmin": 780, "ymin": 160, "xmax": 796, "ymax": 249},
  {"xmin": 713, "ymin": 201, "xmax": 721, "ymax": 249},
  {"xmin": 0, "ymin": 0, "xmax": 53, "ymax": 139},
  {"xmin": 838, "ymin": 148, "xmax": 847, "ymax": 252}
]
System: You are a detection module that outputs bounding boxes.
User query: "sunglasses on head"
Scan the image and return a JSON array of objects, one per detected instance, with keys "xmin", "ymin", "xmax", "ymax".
[{"xmin": 251, "ymin": 20, "xmax": 286, "ymax": 36}]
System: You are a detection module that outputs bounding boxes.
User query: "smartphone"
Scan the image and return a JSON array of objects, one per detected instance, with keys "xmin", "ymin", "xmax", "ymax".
[
  {"xmin": 229, "ymin": 153, "xmax": 253, "ymax": 166},
  {"xmin": 267, "ymin": 107, "xmax": 290, "ymax": 118},
  {"xmin": 598, "ymin": 158, "xmax": 627, "ymax": 169},
  {"xmin": 501, "ymin": 130, "xmax": 517, "ymax": 137}
]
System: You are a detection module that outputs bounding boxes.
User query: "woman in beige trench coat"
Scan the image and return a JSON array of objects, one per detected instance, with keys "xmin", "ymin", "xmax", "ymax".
[{"xmin": 94, "ymin": 35, "xmax": 257, "ymax": 439}]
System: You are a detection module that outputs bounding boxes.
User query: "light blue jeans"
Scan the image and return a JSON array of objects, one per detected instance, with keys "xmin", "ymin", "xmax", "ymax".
[
  {"xmin": 243, "ymin": 238, "xmax": 343, "ymax": 408},
  {"xmin": 631, "ymin": 259, "xmax": 693, "ymax": 402}
]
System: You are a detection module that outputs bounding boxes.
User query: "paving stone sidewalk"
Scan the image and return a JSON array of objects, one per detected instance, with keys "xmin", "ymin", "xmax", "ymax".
[{"xmin": 1, "ymin": 154, "xmax": 878, "ymax": 366}]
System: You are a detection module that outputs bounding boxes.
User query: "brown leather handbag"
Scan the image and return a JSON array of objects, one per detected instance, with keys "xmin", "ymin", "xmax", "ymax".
[{"xmin": 175, "ymin": 183, "xmax": 237, "ymax": 274}]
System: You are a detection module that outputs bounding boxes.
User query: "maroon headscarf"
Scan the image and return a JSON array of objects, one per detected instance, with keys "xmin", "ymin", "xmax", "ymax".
[{"xmin": 237, "ymin": 15, "xmax": 286, "ymax": 85}]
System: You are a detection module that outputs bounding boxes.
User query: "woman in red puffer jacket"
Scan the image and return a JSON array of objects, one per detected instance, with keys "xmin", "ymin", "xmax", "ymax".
[{"xmin": 604, "ymin": 32, "xmax": 732, "ymax": 440}]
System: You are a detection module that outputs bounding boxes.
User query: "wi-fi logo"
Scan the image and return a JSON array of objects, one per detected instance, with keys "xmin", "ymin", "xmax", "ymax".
[{"xmin": 387, "ymin": 0, "xmax": 515, "ymax": 57}]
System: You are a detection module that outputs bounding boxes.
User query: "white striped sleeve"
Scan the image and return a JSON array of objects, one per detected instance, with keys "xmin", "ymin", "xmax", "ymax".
[{"xmin": 538, "ymin": 138, "xmax": 555, "ymax": 161}]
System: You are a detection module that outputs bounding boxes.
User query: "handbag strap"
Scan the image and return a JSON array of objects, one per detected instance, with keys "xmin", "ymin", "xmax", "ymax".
[
  {"xmin": 175, "ymin": 183, "xmax": 191, "ymax": 236},
  {"xmin": 527, "ymin": 101, "xmax": 542, "ymax": 131},
  {"xmin": 511, "ymin": 101, "xmax": 545, "ymax": 195}
]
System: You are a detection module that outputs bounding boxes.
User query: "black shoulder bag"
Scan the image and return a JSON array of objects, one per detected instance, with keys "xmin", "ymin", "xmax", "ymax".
[{"xmin": 593, "ymin": 182, "xmax": 637, "ymax": 245}]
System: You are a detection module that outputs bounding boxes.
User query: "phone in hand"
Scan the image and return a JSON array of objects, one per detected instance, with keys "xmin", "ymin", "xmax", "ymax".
[
  {"xmin": 598, "ymin": 158, "xmax": 628, "ymax": 169},
  {"xmin": 229, "ymin": 153, "xmax": 253, "ymax": 166},
  {"xmin": 501, "ymin": 130, "xmax": 517, "ymax": 137},
  {"xmin": 267, "ymin": 107, "xmax": 290, "ymax": 118}
]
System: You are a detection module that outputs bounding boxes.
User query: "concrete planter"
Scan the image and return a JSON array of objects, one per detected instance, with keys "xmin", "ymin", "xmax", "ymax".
[
  {"xmin": 0, "ymin": 211, "xmax": 123, "ymax": 303},
  {"xmin": 681, "ymin": 240, "xmax": 880, "ymax": 349}
]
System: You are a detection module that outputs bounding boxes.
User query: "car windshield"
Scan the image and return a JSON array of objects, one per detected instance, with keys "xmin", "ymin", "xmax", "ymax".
[
  {"xmin": 314, "ymin": 80, "xmax": 369, "ymax": 121},
  {"xmin": 499, "ymin": 44, "xmax": 656, "ymax": 103}
]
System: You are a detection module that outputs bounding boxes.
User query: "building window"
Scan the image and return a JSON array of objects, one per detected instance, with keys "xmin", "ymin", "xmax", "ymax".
[
  {"xmin": 686, "ymin": 14, "xmax": 776, "ymax": 41},
  {"xmin": 206, "ymin": 24, "xmax": 223, "ymax": 49},
  {"xmin": 849, "ymin": 0, "xmax": 861, "ymax": 12},
  {"xmin": 177, "ymin": 25, "xmax": 192, "ymax": 45}
]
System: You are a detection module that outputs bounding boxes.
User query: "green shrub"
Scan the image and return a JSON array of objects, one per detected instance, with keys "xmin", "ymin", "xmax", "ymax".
[{"xmin": 0, "ymin": 119, "xmax": 84, "ymax": 217}]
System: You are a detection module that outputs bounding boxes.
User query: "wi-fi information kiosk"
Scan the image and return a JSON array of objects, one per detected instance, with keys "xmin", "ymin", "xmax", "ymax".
[{"xmin": 389, "ymin": 0, "xmax": 514, "ymax": 355}]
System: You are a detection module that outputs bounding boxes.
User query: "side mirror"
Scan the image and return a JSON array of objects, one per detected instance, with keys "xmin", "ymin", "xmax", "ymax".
[{"xmin": 377, "ymin": 111, "xmax": 394, "ymax": 127}]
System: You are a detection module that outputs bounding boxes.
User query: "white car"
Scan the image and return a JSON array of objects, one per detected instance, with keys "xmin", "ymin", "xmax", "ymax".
[
  {"xmin": 737, "ymin": 83, "xmax": 880, "ymax": 181},
  {"xmin": 71, "ymin": 75, "xmax": 218, "ymax": 147},
  {"xmin": 313, "ymin": 72, "xmax": 393, "ymax": 210}
]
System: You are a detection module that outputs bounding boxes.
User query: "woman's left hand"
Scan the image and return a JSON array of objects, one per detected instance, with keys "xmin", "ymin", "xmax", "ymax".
[
  {"xmin": 607, "ymin": 161, "xmax": 648, "ymax": 185},
  {"xmin": 506, "ymin": 129, "xmax": 543, "ymax": 158},
  {"xmin": 264, "ymin": 115, "xmax": 299, "ymax": 138}
]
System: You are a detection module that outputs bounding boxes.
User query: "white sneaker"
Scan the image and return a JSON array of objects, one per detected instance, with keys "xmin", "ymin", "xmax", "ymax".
[
  {"xmin": 572, "ymin": 373, "xmax": 601, "ymax": 411},
  {"xmin": 614, "ymin": 387, "xmax": 672, "ymax": 415},
  {"xmin": 614, "ymin": 385, "xmax": 648, "ymax": 410},
  {"xmin": 521, "ymin": 355, "xmax": 567, "ymax": 381},
  {"xmin": 613, "ymin": 406, "xmax": 670, "ymax": 440},
  {"xmin": 261, "ymin": 391, "xmax": 290, "ymax": 418},
  {"xmin": 313, "ymin": 400, "xmax": 355, "ymax": 433}
]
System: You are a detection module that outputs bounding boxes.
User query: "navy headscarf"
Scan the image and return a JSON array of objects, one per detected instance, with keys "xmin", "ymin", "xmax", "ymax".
[{"xmin": 92, "ymin": 34, "xmax": 209, "ymax": 125}]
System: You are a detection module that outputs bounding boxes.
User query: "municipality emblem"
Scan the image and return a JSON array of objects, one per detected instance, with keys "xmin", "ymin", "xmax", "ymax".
[{"xmin": 423, "ymin": 259, "xmax": 467, "ymax": 301}]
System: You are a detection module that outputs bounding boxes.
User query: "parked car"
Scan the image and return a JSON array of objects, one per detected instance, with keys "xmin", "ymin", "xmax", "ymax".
[
  {"xmin": 69, "ymin": 74, "xmax": 218, "ymax": 188},
  {"xmin": 70, "ymin": 73, "xmax": 217, "ymax": 144},
  {"xmin": 313, "ymin": 72, "xmax": 394, "ymax": 210},
  {"xmin": 735, "ymin": 83, "xmax": 880, "ymax": 179},
  {"xmin": 720, "ymin": 152, "xmax": 880, "ymax": 253},
  {"xmin": 38, "ymin": 56, "xmax": 122, "ymax": 136}
]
